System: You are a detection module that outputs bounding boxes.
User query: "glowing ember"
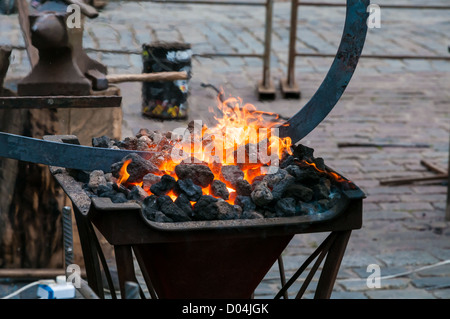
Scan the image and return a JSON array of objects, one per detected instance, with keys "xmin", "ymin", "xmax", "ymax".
[{"xmin": 301, "ymin": 160, "xmax": 352, "ymax": 186}]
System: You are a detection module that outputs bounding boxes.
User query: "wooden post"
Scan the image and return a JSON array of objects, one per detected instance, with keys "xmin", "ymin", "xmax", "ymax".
[
  {"xmin": 0, "ymin": 107, "xmax": 66, "ymax": 269},
  {"xmin": 1, "ymin": 31, "xmax": 66, "ymax": 271}
]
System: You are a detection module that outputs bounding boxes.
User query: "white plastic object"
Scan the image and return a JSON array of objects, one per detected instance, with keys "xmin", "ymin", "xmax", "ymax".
[{"xmin": 37, "ymin": 278, "xmax": 76, "ymax": 299}]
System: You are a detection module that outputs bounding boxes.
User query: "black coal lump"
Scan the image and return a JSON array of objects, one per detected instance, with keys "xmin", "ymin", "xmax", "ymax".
[
  {"xmin": 275, "ymin": 197, "xmax": 296, "ymax": 217},
  {"xmin": 174, "ymin": 193, "xmax": 194, "ymax": 217},
  {"xmin": 193, "ymin": 195, "xmax": 219, "ymax": 221},
  {"xmin": 111, "ymin": 153, "xmax": 160, "ymax": 183},
  {"xmin": 210, "ymin": 179, "xmax": 229, "ymax": 200},
  {"xmin": 235, "ymin": 179, "xmax": 252, "ymax": 196},
  {"xmin": 175, "ymin": 163, "xmax": 214, "ymax": 187},
  {"xmin": 150, "ymin": 174, "xmax": 177, "ymax": 196},
  {"xmin": 177, "ymin": 178, "xmax": 203, "ymax": 201},
  {"xmin": 235, "ymin": 195, "xmax": 256, "ymax": 212},
  {"xmin": 156, "ymin": 195, "xmax": 191, "ymax": 222}
]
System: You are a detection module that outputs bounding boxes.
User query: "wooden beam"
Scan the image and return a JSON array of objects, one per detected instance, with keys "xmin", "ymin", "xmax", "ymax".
[
  {"xmin": 0, "ymin": 95, "xmax": 122, "ymax": 109},
  {"xmin": 0, "ymin": 268, "xmax": 86, "ymax": 278}
]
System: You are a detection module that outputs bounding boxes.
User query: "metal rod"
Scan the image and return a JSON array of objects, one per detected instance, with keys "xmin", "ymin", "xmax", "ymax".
[
  {"xmin": 296, "ymin": 2, "xmax": 450, "ymax": 10},
  {"xmin": 337, "ymin": 142, "xmax": 430, "ymax": 148},
  {"xmin": 133, "ymin": 247, "xmax": 159, "ymax": 299},
  {"xmin": 296, "ymin": 52, "xmax": 450, "ymax": 61},
  {"xmin": 420, "ymin": 160, "xmax": 448, "ymax": 175},
  {"xmin": 88, "ymin": 221, "xmax": 117, "ymax": 299},
  {"xmin": 193, "ymin": 53, "xmax": 263, "ymax": 58},
  {"xmin": 262, "ymin": 0, "xmax": 273, "ymax": 88},
  {"xmin": 380, "ymin": 174, "xmax": 448, "ymax": 186},
  {"xmin": 127, "ymin": 0, "xmax": 450, "ymax": 9},
  {"xmin": 62, "ymin": 206, "xmax": 74, "ymax": 269},
  {"xmin": 295, "ymin": 238, "xmax": 331, "ymax": 299},
  {"xmin": 314, "ymin": 231, "xmax": 352, "ymax": 299},
  {"xmin": 277, "ymin": 256, "xmax": 288, "ymax": 299},
  {"xmin": 446, "ymin": 137, "xmax": 450, "ymax": 221},
  {"xmin": 286, "ymin": 0, "xmax": 298, "ymax": 86},
  {"xmin": 274, "ymin": 232, "xmax": 337, "ymax": 299},
  {"xmin": 75, "ymin": 49, "xmax": 450, "ymax": 61},
  {"xmin": 141, "ymin": 0, "xmax": 267, "ymax": 6},
  {"xmin": 78, "ymin": 278, "xmax": 100, "ymax": 299}
]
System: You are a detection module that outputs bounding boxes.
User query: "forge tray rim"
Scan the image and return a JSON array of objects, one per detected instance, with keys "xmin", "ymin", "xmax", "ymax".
[
  {"xmin": 90, "ymin": 187, "xmax": 358, "ymax": 233},
  {"xmin": 140, "ymin": 202, "xmax": 347, "ymax": 232}
]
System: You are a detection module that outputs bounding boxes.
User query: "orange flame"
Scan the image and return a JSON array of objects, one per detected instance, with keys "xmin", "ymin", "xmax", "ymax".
[
  {"xmin": 117, "ymin": 159, "xmax": 132, "ymax": 186},
  {"xmin": 167, "ymin": 190, "xmax": 178, "ymax": 201},
  {"xmin": 116, "ymin": 93, "xmax": 296, "ymax": 202},
  {"xmin": 303, "ymin": 160, "xmax": 351, "ymax": 185},
  {"xmin": 116, "ymin": 159, "xmax": 143, "ymax": 188}
]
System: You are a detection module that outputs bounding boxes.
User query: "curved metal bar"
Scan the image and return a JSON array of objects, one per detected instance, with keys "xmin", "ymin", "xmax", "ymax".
[{"xmin": 278, "ymin": 0, "xmax": 370, "ymax": 143}]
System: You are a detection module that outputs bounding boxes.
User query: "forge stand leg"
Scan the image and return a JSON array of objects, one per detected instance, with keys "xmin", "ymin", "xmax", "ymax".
[
  {"xmin": 72, "ymin": 205, "xmax": 105, "ymax": 298},
  {"xmin": 114, "ymin": 245, "xmax": 146, "ymax": 299},
  {"xmin": 280, "ymin": 0, "xmax": 301, "ymax": 99},
  {"xmin": 314, "ymin": 230, "xmax": 352, "ymax": 299}
]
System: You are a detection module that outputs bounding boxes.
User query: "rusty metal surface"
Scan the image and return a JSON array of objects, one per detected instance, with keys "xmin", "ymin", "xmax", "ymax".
[
  {"xmin": 278, "ymin": 0, "xmax": 369, "ymax": 143},
  {"xmin": 87, "ymin": 192, "xmax": 363, "ymax": 247},
  {"xmin": 18, "ymin": 12, "xmax": 91, "ymax": 96},
  {"xmin": 133, "ymin": 235, "xmax": 293, "ymax": 298},
  {"xmin": 0, "ymin": 132, "xmax": 145, "ymax": 172}
]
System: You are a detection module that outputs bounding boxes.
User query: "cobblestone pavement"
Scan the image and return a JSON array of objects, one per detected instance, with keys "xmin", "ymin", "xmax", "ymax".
[{"xmin": 1, "ymin": 0, "xmax": 449, "ymax": 299}]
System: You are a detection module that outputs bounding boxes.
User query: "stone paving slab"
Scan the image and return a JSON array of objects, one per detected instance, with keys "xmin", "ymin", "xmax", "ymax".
[{"xmin": 0, "ymin": 0, "xmax": 449, "ymax": 300}]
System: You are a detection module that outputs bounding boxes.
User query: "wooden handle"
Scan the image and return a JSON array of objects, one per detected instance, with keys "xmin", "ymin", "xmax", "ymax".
[{"xmin": 106, "ymin": 71, "xmax": 189, "ymax": 84}]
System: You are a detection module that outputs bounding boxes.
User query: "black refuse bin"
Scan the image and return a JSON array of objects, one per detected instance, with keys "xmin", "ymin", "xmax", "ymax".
[{"xmin": 141, "ymin": 42, "xmax": 192, "ymax": 120}]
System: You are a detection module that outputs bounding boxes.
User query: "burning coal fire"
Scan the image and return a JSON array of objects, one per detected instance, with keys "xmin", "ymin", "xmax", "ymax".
[{"xmin": 86, "ymin": 95, "xmax": 353, "ymax": 222}]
